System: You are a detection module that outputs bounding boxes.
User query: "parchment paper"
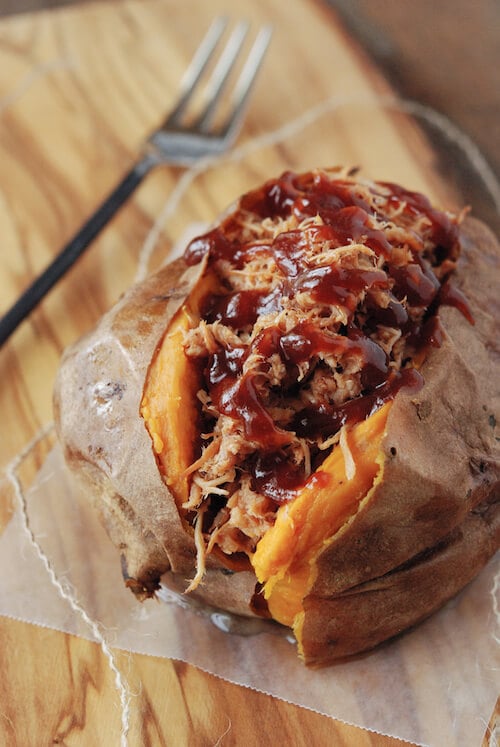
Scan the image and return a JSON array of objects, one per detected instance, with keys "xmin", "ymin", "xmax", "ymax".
[
  {"xmin": 2, "ymin": 99, "xmax": 499, "ymax": 746},
  {"xmin": 1, "ymin": 446, "xmax": 498, "ymax": 747}
]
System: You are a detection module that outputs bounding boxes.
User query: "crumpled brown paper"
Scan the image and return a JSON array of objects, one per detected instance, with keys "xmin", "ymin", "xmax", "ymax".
[{"xmin": 1, "ymin": 97, "xmax": 499, "ymax": 746}]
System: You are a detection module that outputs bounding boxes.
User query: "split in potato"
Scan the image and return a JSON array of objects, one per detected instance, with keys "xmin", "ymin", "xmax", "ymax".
[{"xmin": 55, "ymin": 168, "xmax": 500, "ymax": 665}]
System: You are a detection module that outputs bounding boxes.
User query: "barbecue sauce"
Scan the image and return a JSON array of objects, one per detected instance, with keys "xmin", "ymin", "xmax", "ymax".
[{"xmin": 184, "ymin": 170, "xmax": 472, "ymax": 503}]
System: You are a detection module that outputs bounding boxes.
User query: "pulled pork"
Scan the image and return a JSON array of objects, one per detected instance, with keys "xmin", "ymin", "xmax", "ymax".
[{"xmin": 179, "ymin": 167, "xmax": 464, "ymax": 577}]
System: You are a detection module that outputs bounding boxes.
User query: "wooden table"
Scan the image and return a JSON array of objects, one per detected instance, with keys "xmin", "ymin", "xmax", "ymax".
[{"xmin": 0, "ymin": 1, "xmax": 497, "ymax": 744}]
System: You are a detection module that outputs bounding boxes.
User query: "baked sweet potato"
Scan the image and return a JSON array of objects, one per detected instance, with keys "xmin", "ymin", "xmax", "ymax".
[{"xmin": 54, "ymin": 168, "xmax": 500, "ymax": 665}]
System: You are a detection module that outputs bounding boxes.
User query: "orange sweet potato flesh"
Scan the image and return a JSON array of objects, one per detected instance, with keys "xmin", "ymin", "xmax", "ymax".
[
  {"xmin": 252, "ymin": 404, "xmax": 389, "ymax": 628},
  {"xmin": 141, "ymin": 271, "xmax": 218, "ymax": 507}
]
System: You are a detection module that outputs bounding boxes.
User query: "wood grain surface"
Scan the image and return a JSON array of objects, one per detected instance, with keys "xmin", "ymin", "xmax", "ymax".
[
  {"xmin": 0, "ymin": 617, "xmax": 413, "ymax": 746},
  {"xmin": 0, "ymin": 0, "xmax": 497, "ymax": 744}
]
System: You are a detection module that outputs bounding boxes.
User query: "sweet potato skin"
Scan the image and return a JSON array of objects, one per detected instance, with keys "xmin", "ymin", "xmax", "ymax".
[
  {"xmin": 301, "ymin": 496, "xmax": 500, "ymax": 665},
  {"xmin": 296, "ymin": 216, "xmax": 500, "ymax": 662},
  {"xmin": 54, "ymin": 216, "xmax": 500, "ymax": 658},
  {"xmin": 54, "ymin": 258, "xmax": 204, "ymax": 598}
]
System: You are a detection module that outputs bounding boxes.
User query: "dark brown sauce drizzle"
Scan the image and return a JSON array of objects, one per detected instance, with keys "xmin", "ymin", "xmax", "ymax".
[{"xmin": 184, "ymin": 171, "xmax": 473, "ymax": 503}]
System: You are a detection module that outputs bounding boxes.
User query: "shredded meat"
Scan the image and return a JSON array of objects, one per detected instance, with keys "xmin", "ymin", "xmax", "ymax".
[
  {"xmin": 177, "ymin": 167, "xmax": 463, "ymax": 581},
  {"xmin": 209, "ymin": 476, "xmax": 276, "ymax": 555}
]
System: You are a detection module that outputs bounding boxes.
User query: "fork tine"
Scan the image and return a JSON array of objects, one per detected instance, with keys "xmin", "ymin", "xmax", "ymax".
[
  {"xmin": 195, "ymin": 20, "xmax": 250, "ymax": 133},
  {"xmin": 165, "ymin": 16, "xmax": 228, "ymax": 127},
  {"xmin": 221, "ymin": 24, "xmax": 273, "ymax": 142},
  {"xmin": 0, "ymin": 19, "xmax": 272, "ymax": 346}
]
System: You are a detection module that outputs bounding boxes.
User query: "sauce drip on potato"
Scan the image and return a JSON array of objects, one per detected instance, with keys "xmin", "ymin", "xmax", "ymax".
[
  {"xmin": 179, "ymin": 169, "xmax": 469, "ymax": 513},
  {"xmin": 143, "ymin": 168, "xmax": 474, "ymax": 599}
]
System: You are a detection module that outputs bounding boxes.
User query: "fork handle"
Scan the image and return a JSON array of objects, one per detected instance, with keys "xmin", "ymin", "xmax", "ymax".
[{"xmin": 0, "ymin": 152, "xmax": 159, "ymax": 347}]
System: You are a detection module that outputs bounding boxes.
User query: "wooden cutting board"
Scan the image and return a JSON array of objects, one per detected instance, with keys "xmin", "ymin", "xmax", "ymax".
[{"xmin": 0, "ymin": 1, "xmax": 495, "ymax": 744}]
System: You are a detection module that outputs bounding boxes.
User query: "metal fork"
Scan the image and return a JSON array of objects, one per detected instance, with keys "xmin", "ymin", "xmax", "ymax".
[{"xmin": 0, "ymin": 18, "xmax": 272, "ymax": 347}]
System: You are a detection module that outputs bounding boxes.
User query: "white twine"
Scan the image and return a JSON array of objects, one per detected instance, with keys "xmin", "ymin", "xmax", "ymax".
[
  {"xmin": 0, "ymin": 57, "xmax": 76, "ymax": 116},
  {"xmin": 134, "ymin": 164, "xmax": 206, "ymax": 283},
  {"xmin": 3, "ymin": 423, "xmax": 132, "ymax": 746},
  {"xmin": 3, "ymin": 87, "xmax": 500, "ymax": 745},
  {"xmin": 490, "ymin": 721, "xmax": 500, "ymax": 747},
  {"xmin": 491, "ymin": 570, "xmax": 500, "ymax": 646},
  {"xmin": 212, "ymin": 717, "xmax": 232, "ymax": 746}
]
